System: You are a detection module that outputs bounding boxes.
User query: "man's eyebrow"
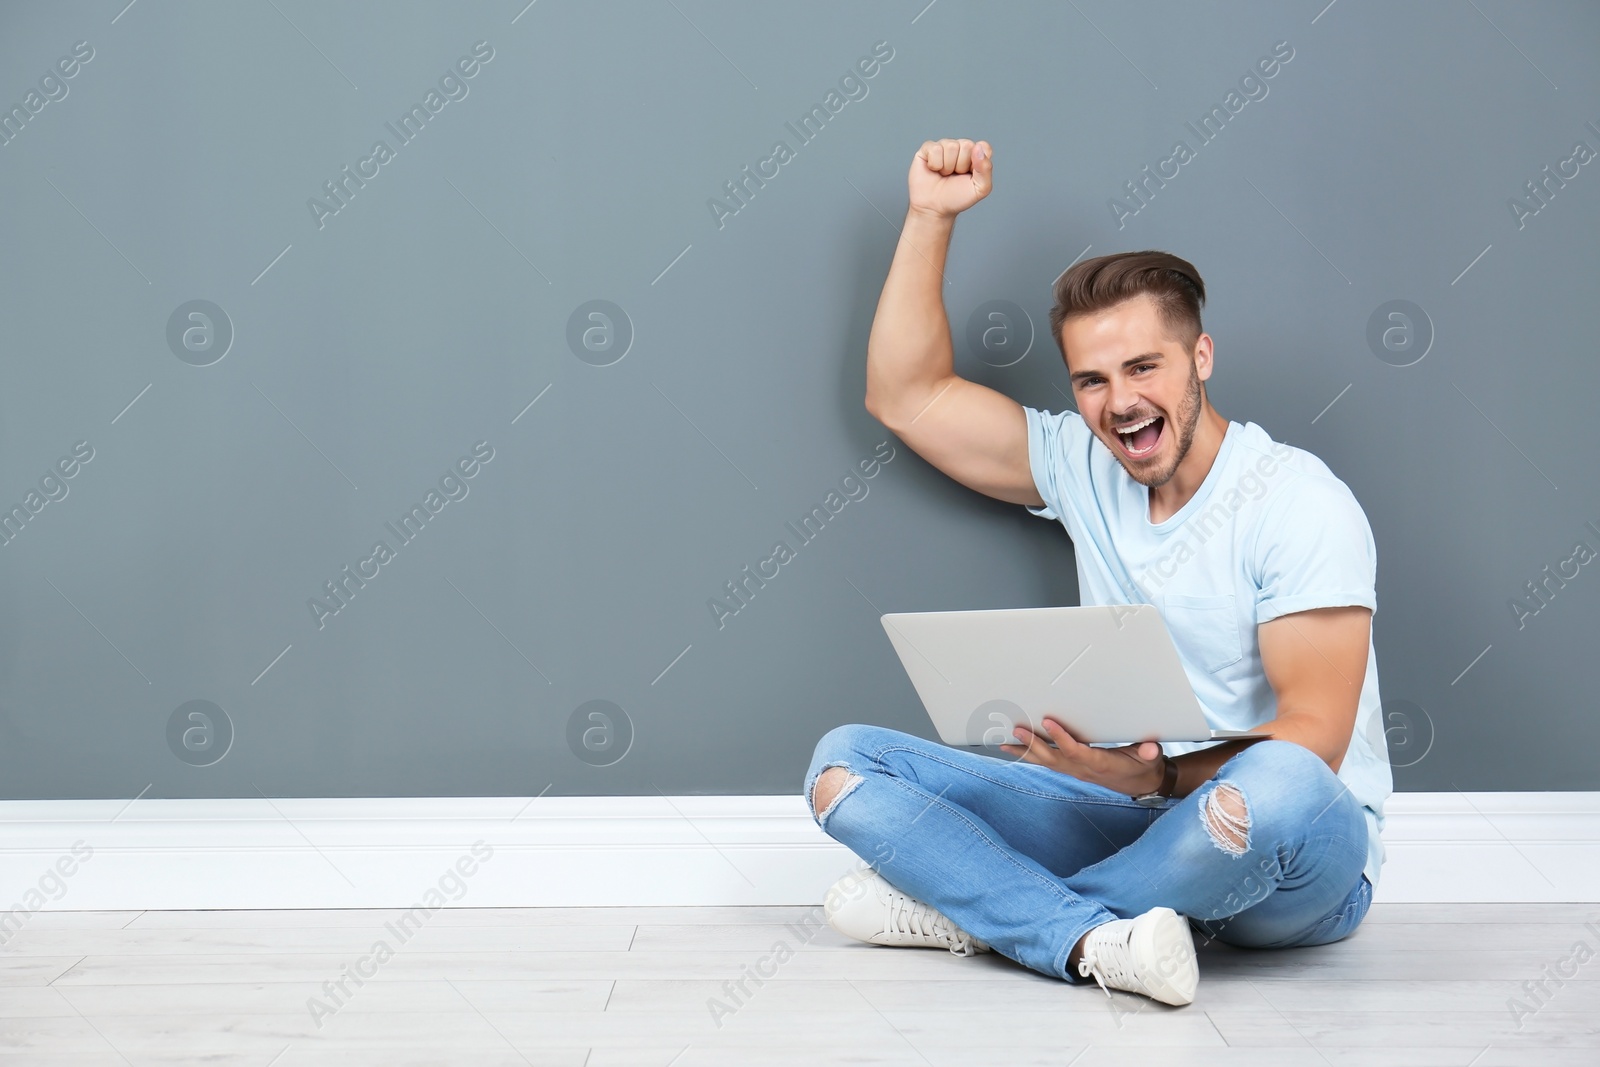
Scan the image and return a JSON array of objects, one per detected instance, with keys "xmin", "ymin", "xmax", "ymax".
[{"xmin": 1069, "ymin": 352, "xmax": 1165, "ymax": 383}]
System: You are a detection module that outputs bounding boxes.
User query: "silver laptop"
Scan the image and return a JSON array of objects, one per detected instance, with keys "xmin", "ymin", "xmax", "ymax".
[{"xmin": 880, "ymin": 605, "xmax": 1271, "ymax": 747}]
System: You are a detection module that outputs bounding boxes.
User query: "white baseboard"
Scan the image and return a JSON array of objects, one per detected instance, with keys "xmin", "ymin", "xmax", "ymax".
[{"xmin": 1, "ymin": 792, "xmax": 1596, "ymax": 912}]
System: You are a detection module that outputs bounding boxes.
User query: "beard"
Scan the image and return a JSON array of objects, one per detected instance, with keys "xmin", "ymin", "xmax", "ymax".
[{"xmin": 1115, "ymin": 357, "xmax": 1203, "ymax": 489}]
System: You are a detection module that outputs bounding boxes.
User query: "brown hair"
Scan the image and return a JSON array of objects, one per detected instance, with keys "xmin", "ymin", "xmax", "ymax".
[{"xmin": 1048, "ymin": 250, "xmax": 1206, "ymax": 361}]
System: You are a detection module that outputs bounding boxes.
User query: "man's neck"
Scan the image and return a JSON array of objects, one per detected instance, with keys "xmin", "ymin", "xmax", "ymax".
[{"xmin": 1148, "ymin": 406, "xmax": 1231, "ymax": 524}]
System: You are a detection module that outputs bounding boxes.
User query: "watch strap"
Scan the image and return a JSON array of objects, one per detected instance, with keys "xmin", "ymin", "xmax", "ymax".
[{"xmin": 1155, "ymin": 752, "xmax": 1180, "ymax": 797}]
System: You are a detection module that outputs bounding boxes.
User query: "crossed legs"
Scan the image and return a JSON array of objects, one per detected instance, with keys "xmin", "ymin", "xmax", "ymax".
[{"xmin": 804, "ymin": 724, "xmax": 1370, "ymax": 982}]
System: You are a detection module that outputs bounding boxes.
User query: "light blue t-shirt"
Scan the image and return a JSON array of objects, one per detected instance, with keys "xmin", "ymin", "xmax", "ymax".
[{"xmin": 1024, "ymin": 405, "xmax": 1393, "ymax": 889}]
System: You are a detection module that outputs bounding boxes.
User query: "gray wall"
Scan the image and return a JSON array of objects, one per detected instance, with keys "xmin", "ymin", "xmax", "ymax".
[{"xmin": 0, "ymin": 0, "xmax": 1595, "ymax": 801}]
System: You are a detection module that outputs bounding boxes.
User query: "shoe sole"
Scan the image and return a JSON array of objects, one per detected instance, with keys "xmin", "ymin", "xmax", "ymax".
[{"xmin": 1129, "ymin": 907, "xmax": 1198, "ymax": 1006}]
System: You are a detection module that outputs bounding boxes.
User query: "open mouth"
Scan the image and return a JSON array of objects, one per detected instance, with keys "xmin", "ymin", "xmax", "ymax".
[{"xmin": 1113, "ymin": 414, "xmax": 1164, "ymax": 459}]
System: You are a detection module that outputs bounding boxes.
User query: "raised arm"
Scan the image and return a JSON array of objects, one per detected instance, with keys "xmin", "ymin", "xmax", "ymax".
[{"xmin": 864, "ymin": 139, "xmax": 1044, "ymax": 509}]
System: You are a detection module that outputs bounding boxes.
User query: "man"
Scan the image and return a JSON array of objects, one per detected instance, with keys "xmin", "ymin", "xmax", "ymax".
[{"xmin": 804, "ymin": 138, "xmax": 1391, "ymax": 1007}]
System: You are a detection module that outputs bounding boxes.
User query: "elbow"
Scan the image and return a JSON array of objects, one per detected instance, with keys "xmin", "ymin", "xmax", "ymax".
[
  {"xmin": 1285, "ymin": 727, "xmax": 1346, "ymax": 772},
  {"xmin": 1265, "ymin": 710, "xmax": 1351, "ymax": 774},
  {"xmin": 1312, "ymin": 736, "xmax": 1347, "ymax": 774},
  {"xmin": 864, "ymin": 391, "xmax": 898, "ymax": 432},
  {"xmin": 1320, "ymin": 738, "xmax": 1349, "ymax": 775}
]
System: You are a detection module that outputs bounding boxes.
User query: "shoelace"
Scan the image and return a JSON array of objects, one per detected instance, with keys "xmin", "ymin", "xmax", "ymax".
[
  {"xmin": 1077, "ymin": 929, "xmax": 1144, "ymax": 998},
  {"xmin": 884, "ymin": 888, "xmax": 977, "ymax": 955}
]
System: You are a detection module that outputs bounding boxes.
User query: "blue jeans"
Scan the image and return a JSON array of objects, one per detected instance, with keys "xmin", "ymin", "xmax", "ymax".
[{"xmin": 804, "ymin": 725, "xmax": 1373, "ymax": 982}]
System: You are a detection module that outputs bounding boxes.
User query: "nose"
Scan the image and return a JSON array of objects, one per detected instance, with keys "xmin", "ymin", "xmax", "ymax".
[{"xmin": 1106, "ymin": 375, "xmax": 1144, "ymax": 422}]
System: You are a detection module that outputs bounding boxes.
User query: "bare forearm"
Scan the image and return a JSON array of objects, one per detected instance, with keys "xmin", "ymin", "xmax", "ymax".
[
  {"xmin": 1166, "ymin": 740, "xmax": 1262, "ymax": 798},
  {"xmin": 1165, "ymin": 710, "xmax": 1348, "ymax": 798},
  {"xmin": 864, "ymin": 209, "xmax": 957, "ymax": 420}
]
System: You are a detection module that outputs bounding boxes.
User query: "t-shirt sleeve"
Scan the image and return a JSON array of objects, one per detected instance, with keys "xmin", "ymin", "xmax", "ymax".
[
  {"xmin": 1252, "ymin": 474, "xmax": 1378, "ymax": 625},
  {"xmin": 1023, "ymin": 405, "xmax": 1089, "ymax": 523}
]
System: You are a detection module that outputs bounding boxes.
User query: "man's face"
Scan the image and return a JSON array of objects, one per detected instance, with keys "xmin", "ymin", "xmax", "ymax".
[{"xmin": 1060, "ymin": 292, "xmax": 1212, "ymax": 489}]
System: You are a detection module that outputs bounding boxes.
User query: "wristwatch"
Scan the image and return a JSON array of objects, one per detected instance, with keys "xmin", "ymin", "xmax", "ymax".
[{"xmin": 1132, "ymin": 753, "xmax": 1180, "ymax": 807}]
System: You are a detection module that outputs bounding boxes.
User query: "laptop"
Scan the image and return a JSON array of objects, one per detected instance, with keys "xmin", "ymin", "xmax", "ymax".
[{"xmin": 879, "ymin": 605, "xmax": 1271, "ymax": 747}]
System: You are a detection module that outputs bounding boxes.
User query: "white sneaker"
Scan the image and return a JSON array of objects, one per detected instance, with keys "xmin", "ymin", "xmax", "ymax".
[
  {"xmin": 1075, "ymin": 907, "xmax": 1198, "ymax": 1006},
  {"xmin": 823, "ymin": 866, "xmax": 991, "ymax": 956}
]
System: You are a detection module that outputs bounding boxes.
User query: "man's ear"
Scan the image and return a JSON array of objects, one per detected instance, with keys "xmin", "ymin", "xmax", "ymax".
[{"xmin": 1193, "ymin": 333, "xmax": 1215, "ymax": 382}]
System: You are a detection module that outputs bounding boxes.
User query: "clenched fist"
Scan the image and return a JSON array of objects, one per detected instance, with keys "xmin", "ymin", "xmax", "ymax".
[{"xmin": 908, "ymin": 138, "xmax": 993, "ymax": 219}]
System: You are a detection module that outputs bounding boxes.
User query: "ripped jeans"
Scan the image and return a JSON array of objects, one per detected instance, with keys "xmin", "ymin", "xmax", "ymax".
[{"xmin": 803, "ymin": 725, "xmax": 1372, "ymax": 983}]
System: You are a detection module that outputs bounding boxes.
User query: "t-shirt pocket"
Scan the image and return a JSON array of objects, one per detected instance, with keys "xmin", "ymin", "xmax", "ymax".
[{"xmin": 1162, "ymin": 593, "xmax": 1244, "ymax": 674}]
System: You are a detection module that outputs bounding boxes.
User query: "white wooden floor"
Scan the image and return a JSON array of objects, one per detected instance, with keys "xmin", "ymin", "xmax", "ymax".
[{"xmin": 2, "ymin": 903, "xmax": 1598, "ymax": 1065}]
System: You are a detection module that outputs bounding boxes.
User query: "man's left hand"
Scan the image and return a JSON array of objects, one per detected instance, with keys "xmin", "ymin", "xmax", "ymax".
[{"xmin": 998, "ymin": 717, "xmax": 1164, "ymax": 796}]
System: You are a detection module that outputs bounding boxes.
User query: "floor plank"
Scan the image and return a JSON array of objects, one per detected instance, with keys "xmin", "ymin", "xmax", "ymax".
[{"xmin": 1, "ymin": 904, "xmax": 1592, "ymax": 1063}]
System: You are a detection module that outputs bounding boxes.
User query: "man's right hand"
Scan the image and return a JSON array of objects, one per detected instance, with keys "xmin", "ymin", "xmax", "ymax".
[{"xmin": 907, "ymin": 138, "xmax": 993, "ymax": 220}]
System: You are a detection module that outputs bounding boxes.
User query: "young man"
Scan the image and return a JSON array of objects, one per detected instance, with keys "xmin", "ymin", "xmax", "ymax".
[{"xmin": 804, "ymin": 138, "xmax": 1391, "ymax": 1007}]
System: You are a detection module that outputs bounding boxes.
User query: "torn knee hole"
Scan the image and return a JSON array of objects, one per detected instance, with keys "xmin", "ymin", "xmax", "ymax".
[
  {"xmin": 1202, "ymin": 782, "xmax": 1250, "ymax": 855},
  {"xmin": 811, "ymin": 766, "xmax": 864, "ymax": 820}
]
